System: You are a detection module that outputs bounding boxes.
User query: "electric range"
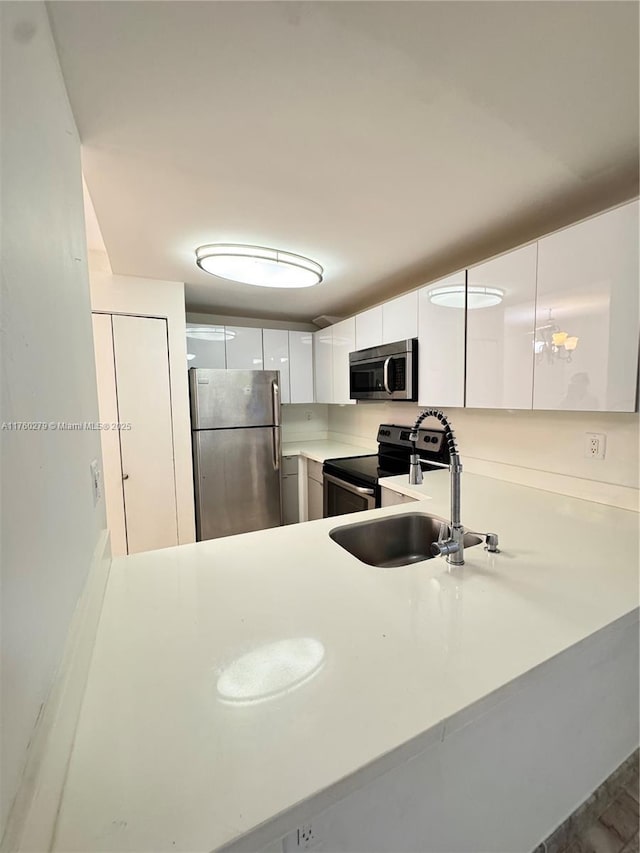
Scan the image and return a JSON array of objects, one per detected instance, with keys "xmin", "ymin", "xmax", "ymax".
[{"xmin": 322, "ymin": 423, "xmax": 449, "ymax": 518}]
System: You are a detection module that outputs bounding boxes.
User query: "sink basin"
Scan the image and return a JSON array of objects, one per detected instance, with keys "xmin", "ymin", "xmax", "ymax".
[{"xmin": 329, "ymin": 512, "xmax": 482, "ymax": 568}]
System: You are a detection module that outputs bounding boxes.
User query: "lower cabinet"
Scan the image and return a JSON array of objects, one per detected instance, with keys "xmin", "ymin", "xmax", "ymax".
[
  {"xmin": 307, "ymin": 459, "xmax": 324, "ymax": 521},
  {"xmin": 380, "ymin": 487, "xmax": 418, "ymax": 508},
  {"xmin": 281, "ymin": 455, "xmax": 299, "ymax": 525}
]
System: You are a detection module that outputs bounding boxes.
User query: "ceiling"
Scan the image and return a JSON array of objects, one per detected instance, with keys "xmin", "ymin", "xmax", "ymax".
[{"xmin": 48, "ymin": 1, "xmax": 639, "ymax": 322}]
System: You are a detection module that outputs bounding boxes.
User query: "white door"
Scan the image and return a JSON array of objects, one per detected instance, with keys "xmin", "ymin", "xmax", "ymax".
[
  {"xmin": 332, "ymin": 317, "xmax": 356, "ymax": 404},
  {"xmin": 313, "ymin": 328, "xmax": 333, "ymax": 403},
  {"xmin": 225, "ymin": 326, "xmax": 263, "ymax": 369},
  {"xmin": 92, "ymin": 313, "xmax": 127, "ymax": 556},
  {"xmin": 382, "ymin": 292, "xmax": 418, "ymax": 344},
  {"xmin": 289, "ymin": 331, "xmax": 314, "ymax": 403},
  {"xmin": 112, "ymin": 314, "xmax": 178, "ymax": 554},
  {"xmin": 534, "ymin": 201, "xmax": 639, "ymax": 412},
  {"xmin": 263, "ymin": 329, "xmax": 290, "ymax": 404},
  {"xmin": 418, "ymin": 271, "xmax": 466, "ymax": 407},
  {"xmin": 355, "ymin": 306, "xmax": 383, "ymax": 350},
  {"xmin": 466, "ymin": 243, "xmax": 537, "ymax": 409}
]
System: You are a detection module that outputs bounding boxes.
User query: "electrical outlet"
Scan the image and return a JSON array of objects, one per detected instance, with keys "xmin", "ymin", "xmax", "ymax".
[
  {"xmin": 585, "ymin": 432, "xmax": 606, "ymax": 460},
  {"xmin": 305, "ymin": 410, "xmax": 313, "ymax": 421},
  {"xmin": 90, "ymin": 459, "xmax": 102, "ymax": 504},
  {"xmin": 282, "ymin": 822, "xmax": 321, "ymax": 851}
]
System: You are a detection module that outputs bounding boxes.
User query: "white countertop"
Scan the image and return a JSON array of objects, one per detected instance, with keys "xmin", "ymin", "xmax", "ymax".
[
  {"xmin": 281, "ymin": 438, "xmax": 373, "ymax": 462},
  {"xmin": 53, "ymin": 472, "xmax": 639, "ymax": 853}
]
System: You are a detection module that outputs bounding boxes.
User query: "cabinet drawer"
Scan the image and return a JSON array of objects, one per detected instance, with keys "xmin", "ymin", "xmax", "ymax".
[
  {"xmin": 307, "ymin": 459, "xmax": 323, "ymax": 483},
  {"xmin": 282, "ymin": 455, "xmax": 299, "ymax": 476}
]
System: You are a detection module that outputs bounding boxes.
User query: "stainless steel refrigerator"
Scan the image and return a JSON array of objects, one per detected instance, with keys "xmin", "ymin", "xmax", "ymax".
[{"xmin": 189, "ymin": 369, "xmax": 282, "ymax": 541}]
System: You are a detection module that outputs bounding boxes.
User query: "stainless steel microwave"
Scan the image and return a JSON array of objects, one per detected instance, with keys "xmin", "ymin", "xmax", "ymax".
[{"xmin": 349, "ymin": 339, "xmax": 418, "ymax": 401}]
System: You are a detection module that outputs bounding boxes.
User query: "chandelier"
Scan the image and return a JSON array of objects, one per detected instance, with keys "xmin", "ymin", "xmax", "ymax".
[{"xmin": 533, "ymin": 310, "xmax": 579, "ymax": 363}]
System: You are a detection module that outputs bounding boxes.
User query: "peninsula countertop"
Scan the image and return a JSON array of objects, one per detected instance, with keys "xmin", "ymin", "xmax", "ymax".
[{"xmin": 53, "ymin": 471, "xmax": 639, "ymax": 853}]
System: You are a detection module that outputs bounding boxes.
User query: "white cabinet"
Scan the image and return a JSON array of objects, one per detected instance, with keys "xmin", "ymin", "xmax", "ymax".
[
  {"xmin": 418, "ymin": 271, "xmax": 466, "ymax": 408},
  {"xmin": 225, "ymin": 326, "xmax": 263, "ymax": 370},
  {"xmin": 380, "ymin": 488, "xmax": 418, "ymax": 508},
  {"xmin": 93, "ymin": 313, "xmax": 179, "ymax": 556},
  {"xmin": 533, "ymin": 200, "xmax": 639, "ymax": 412},
  {"xmin": 281, "ymin": 455, "xmax": 299, "ymax": 524},
  {"xmin": 288, "ymin": 331, "xmax": 314, "ymax": 403},
  {"xmin": 307, "ymin": 459, "xmax": 324, "ymax": 521},
  {"xmin": 332, "ymin": 317, "xmax": 356, "ymax": 405},
  {"xmin": 355, "ymin": 306, "xmax": 383, "ymax": 350},
  {"xmin": 263, "ymin": 329, "xmax": 290, "ymax": 404},
  {"xmin": 382, "ymin": 292, "xmax": 418, "ymax": 344},
  {"xmin": 314, "ymin": 328, "xmax": 333, "ymax": 404},
  {"xmin": 466, "ymin": 243, "xmax": 537, "ymax": 409},
  {"xmin": 185, "ymin": 323, "xmax": 226, "ymax": 368}
]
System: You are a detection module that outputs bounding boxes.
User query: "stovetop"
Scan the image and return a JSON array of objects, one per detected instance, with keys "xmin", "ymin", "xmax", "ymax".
[{"xmin": 323, "ymin": 424, "xmax": 449, "ymax": 489}]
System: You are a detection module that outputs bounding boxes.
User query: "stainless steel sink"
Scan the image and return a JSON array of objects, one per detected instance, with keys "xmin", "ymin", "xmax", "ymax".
[{"xmin": 329, "ymin": 512, "xmax": 482, "ymax": 568}]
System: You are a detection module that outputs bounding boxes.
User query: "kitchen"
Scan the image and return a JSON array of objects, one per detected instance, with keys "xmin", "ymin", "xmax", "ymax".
[{"xmin": 1, "ymin": 3, "xmax": 639, "ymax": 853}]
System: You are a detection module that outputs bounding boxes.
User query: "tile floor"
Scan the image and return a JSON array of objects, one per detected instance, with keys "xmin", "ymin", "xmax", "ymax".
[{"xmin": 535, "ymin": 750, "xmax": 639, "ymax": 853}]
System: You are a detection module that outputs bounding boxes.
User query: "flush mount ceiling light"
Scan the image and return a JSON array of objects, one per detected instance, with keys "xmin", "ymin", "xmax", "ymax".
[
  {"xmin": 428, "ymin": 285, "xmax": 504, "ymax": 310},
  {"xmin": 195, "ymin": 244, "xmax": 323, "ymax": 288}
]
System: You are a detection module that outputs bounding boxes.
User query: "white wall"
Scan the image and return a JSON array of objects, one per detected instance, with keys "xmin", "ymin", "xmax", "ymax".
[
  {"xmin": 0, "ymin": 1, "xmax": 107, "ymax": 839},
  {"xmin": 328, "ymin": 404, "xmax": 639, "ymax": 510},
  {"xmin": 281, "ymin": 405, "xmax": 329, "ymax": 443},
  {"xmin": 90, "ymin": 272, "xmax": 196, "ymax": 544}
]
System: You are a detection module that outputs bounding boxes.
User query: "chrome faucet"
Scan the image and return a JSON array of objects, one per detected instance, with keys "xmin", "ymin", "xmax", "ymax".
[{"xmin": 408, "ymin": 409, "xmax": 499, "ymax": 565}]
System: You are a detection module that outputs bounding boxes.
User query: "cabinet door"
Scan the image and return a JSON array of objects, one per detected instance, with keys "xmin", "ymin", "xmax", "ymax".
[
  {"xmin": 355, "ymin": 306, "xmax": 383, "ymax": 350},
  {"xmin": 307, "ymin": 476, "xmax": 324, "ymax": 521},
  {"xmin": 225, "ymin": 326, "xmax": 263, "ymax": 370},
  {"xmin": 534, "ymin": 201, "xmax": 639, "ymax": 412},
  {"xmin": 313, "ymin": 328, "xmax": 333, "ymax": 403},
  {"xmin": 466, "ymin": 244, "xmax": 537, "ymax": 409},
  {"xmin": 418, "ymin": 272, "xmax": 466, "ymax": 407},
  {"xmin": 92, "ymin": 313, "xmax": 127, "ymax": 556},
  {"xmin": 185, "ymin": 324, "xmax": 226, "ymax": 369},
  {"xmin": 289, "ymin": 331, "xmax": 314, "ymax": 403},
  {"xmin": 263, "ymin": 329, "xmax": 290, "ymax": 404},
  {"xmin": 112, "ymin": 315, "xmax": 178, "ymax": 554},
  {"xmin": 332, "ymin": 317, "xmax": 356, "ymax": 404},
  {"xmin": 382, "ymin": 292, "xmax": 419, "ymax": 344}
]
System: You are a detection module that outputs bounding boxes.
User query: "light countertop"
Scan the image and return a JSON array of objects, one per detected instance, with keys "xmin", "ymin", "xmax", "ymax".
[
  {"xmin": 53, "ymin": 471, "xmax": 639, "ymax": 853},
  {"xmin": 281, "ymin": 438, "xmax": 373, "ymax": 463}
]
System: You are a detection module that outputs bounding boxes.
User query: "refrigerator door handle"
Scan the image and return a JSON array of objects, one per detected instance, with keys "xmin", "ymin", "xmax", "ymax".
[
  {"xmin": 272, "ymin": 426, "xmax": 281, "ymax": 471},
  {"xmin": 272, "ymin": 379, "xmax": 280, "ymax": 427}
]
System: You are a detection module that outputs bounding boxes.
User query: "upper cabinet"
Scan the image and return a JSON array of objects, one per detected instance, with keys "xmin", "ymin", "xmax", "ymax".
[
  {"xmin": 418, "ymin": 271, "xmax": 466, "ymax": 408},
  {"xmin": 314, "ymin": 328, "xmax": 333, "ymax": 403},
  {"xmin": 185, "ymin": 324, "xmax": 226, "ymax": 369},
  {"xmin": 225, "ymin": 326, "xmax": 264, "ymax": 370},
  {"xmin": 382, "ymin": 292, "xmax": 419, "ymax": 344},
  {"xmin": 466, "ymin": 243, "xmax": 537, "ymax": 409},
  {"xmin": 263, "ymin": 329, "xmax": 290, "ymax": 404},
  {"xmin": 355, "ymin": 306, "xmax": 383, "ymax": 350},
  {"xmin": 288, "ymin": 331, "xmax": 314, "ymax": 404},
  {"xmin": 533, "ymin": 200, "xmax": 639, "ymax": 412},
  {"xmin": 332, "ymin": 317, "xmax": 356, "ymax": 405}
]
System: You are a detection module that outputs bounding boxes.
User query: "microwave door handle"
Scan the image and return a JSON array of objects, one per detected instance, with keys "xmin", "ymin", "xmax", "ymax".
[{"xmin": 383, "ymin": 356, "xmax": 392, "ymax": 394}]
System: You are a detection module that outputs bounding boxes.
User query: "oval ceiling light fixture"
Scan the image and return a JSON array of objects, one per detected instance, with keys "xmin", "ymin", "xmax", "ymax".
[
  {"xmin": 428, "ymin": 285, "xmax": 504, "ymax": 310},
  {"xmin": 195, "ymin": 244, "xmax": 323, "ymax": 288}
]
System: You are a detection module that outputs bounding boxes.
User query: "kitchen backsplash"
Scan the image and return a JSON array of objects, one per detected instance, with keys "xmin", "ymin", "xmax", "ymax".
[
  {"xmin": 282, "ymin": 404, "xmax": 330, "ymax": 442},
  {"xmin": 328, "ymin": 403, "xmax": 639, "ymax": 510}
]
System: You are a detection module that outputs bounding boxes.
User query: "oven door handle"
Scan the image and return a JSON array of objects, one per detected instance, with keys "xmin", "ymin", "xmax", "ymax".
[
  {"xmin": 383, "ymin": 356, "xmax": 392, "ymax": 394},
  {"xmin": 323, "ymin": 473, "xmax": 374, "ymax": 496}
]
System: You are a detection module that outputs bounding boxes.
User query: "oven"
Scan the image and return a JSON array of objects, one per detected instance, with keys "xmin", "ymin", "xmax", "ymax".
[
  {"xmin": 349, "ymin": 339, "xmax": 418, "ymax": 401},
  {"xmin": 323, "ymin": 472, "xmax": 377, "ymax": 517}
]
